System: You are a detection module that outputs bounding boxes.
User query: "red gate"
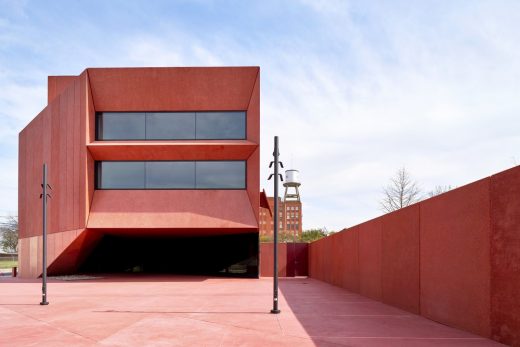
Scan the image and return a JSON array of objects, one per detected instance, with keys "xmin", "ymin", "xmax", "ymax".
[{"xmin": 286, "ymin": 242, "xmax": 308, "ymax": 277}]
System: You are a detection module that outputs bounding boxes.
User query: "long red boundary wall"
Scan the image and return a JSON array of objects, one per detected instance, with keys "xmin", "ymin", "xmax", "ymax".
[
  {"xmin": 260, "ymin": 242, "xmax": 308, "ymax": 277},
  {"xmin": 309, "ymin": 165, "xmax": 520, "ymax": 346}
]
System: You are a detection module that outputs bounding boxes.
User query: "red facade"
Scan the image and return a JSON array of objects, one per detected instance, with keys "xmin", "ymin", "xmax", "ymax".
[
  {"xmin": 308, "ymin": 165, "xmax": 520, "ymax": 346},
  {"xmin": 18, "ymin": 67, "xmax": 260, "ymax": 278}
]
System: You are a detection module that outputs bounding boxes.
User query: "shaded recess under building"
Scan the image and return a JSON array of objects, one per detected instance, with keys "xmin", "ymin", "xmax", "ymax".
[
  {"xmin": 18, "ymin": 67, "xmax": 262, "ymax": 278},
  {"xmin": 81, "ymin": 233, "xmax": 259, "ymax": 277}
]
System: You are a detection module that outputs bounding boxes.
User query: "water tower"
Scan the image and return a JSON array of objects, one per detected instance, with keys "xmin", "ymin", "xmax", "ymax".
[
  {"xmin": 283, "ymin": 169, "xmax": 301, "ymax": 202},
  {"xmin": 284, "ymin": 169, "xmax": 302, "ymax": 277}
]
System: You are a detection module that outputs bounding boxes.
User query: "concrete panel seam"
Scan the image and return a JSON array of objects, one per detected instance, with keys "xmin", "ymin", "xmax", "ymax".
[
  {"xmin": 246, "ymin": 68, "xmax": 259, "ymax": 112},
  {"xmin": 488, "ymin": 175, "xmax": 494, "ymax": 338},
  {"xmin": 86, "ymin": 71, "xmax": 96, "ymax": 219},
  {"xmin": 357, "ymin": 226, "xmax": 360, "ymax": 294},
  {"xmin": 418, "ymin": 202, "xmax": 422, "ymax": 316},
  {"xmin": 85, "ymin": 70, "xmax": 97, "ymax": 111}
]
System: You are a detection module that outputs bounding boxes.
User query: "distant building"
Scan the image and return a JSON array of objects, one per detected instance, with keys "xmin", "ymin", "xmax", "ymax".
[{"xmin": 259, "ymin": 196, "xmax": 302, "ymax": 237}]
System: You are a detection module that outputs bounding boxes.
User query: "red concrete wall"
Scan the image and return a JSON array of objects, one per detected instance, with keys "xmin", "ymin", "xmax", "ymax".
[
  {"xmin": 47, "ymin": 76, "xmax": 75, "ymax": 103},
  {"xmin": 342, "ymin": 227, "xmax": 359, "ymax": 292},
  {"xmin": 309, "ymin": 232, "xmax": 334, "ymax": 284},
  {"xmin": 260, "ymin": 242, "xmax": 309, "ymax": 277},
  {"xmin": 286, "ymin": 243, "xmax": 308, "ymax": 276},
  {"xmin": 87, "ymin": 190, "xmax": 257, "ymax": 232},
  {"xmin": 87, "ymin": 141, "xmax": 257, "ymax": 161},
  {"xmin": 18, "ymin": 72, "xmax": 94, "ymax": 277},
  {"xmin": 308, "ymin": 228, "xmax": 360, "ymax": 290},
  {"xmin": 87, "ymin": 67, "xmax": 257, "ymax": 112},
  {"xmin": 19, "ymin": 67, "xmax": 260, "ymax": 278},
  {"xmin": 19, "ymin": 74, "xmax": 91, "ymax": 240},
  {"xmin": 358, "ymin": 218, "xmax": 382, "ymax": 301},
  {"xmin": 260, "ymin": 243, "xmax": 287, "ymax": 277},
  {"xmin": 309, "ymin": 165, "xmax": 520, "ymax": 345},
  {"xmin": 421, "ymin": 179, "xmax": 491, "ymax": 336},
  {"xmin": 382, "ymin": 205, "xmax": 420, "ymax": 314},
  {"xmin": 490, "ymin": 167, "xmax": 520, "ymax": 346}
]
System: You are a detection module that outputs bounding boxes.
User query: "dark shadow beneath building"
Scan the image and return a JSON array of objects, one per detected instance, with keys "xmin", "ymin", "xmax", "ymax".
[{"xmin": 80, "ymin": 233, "xmax": 259, "ymax": 278}]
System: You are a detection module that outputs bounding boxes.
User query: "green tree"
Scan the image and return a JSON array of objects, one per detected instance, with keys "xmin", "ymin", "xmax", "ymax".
[
  {"xmin": 278, "ymin": 231, "xmax": 295, "ymax": 243},
  {"xmin": 260, "ymin": 228, "xmax": 332, "ymax": 243},
  {"xmin": 259, "ymin": 231, "xmax": 294, "ymax": 243},
  {"xmin": 259, "ymin": 234, "xmax": 273, "ymax": 242},
  {"xmin": 0, "ymin": 216, "xmax": 18, "ymax": 253},
  {"xmin": 300, "ymin": 228, "xmax": 328, "ymax": 242}
]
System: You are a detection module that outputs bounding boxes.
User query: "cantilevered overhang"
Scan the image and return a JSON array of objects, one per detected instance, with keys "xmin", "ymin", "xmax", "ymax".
[
  {"xmin": 87, "ymin": 140, "xmax": 258, "ymax": 161},
  {"xmin": 87, "ymin": 190, "xmax": 258, "ymax": 234},
  {"xmin": 87, "ymin": 67, "xmax": 258, "ymax": 111}
]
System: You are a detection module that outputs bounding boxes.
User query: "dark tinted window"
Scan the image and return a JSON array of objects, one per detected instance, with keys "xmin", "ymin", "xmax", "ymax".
[
  {"xmin": 196, "ymin": 161, "xmax": 246, "ymax": 189},
  {"xmin": 196, "ymin": 112, "xmax": 246, "ymax": 139},
  {"xmin": 146, "ymin": 113, "xmax": 195, "ymax": 140},
  {"xmin": 96, "ymin": 161, "xmax": 246, "ymax": 189},
  {"xmin": 146, "ymin": 162, "xmax": 195, "ymax": 188},
  {"xmin": 96, "ymin": 112, "xmax": 246, "ymax": 140},
  {"xmin": 97, "ymin": 162, "xmax": 145, "ymax": 189},
  {"xmin": 97, "ymin": 113, "xmax": 145, "ymax": 140}
]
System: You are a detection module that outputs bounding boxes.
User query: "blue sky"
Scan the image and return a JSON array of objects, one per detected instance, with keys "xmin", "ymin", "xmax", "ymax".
[{"xmin": 1, "ymin": 0, "xmax": 519, "ymax": 230}]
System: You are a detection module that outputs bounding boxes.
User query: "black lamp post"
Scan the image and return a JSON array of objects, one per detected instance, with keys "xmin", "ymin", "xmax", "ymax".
[
  {"xmin": 40, "ymin": 163, "xmax": 51, "ymax": 305},
  {"xmin": 268, "ymin": 136, "xmax": 283, "ymax": 314}
]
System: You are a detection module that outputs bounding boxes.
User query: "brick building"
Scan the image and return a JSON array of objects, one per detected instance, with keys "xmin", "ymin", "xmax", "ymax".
[{"xmin": 259, "ymin": 196, "xmax": 302, "ymax": 237}]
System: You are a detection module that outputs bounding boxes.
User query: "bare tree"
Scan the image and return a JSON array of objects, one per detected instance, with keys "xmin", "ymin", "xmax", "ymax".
[
  {"xmin": 427, "ymin": 185, "xmax": 452, "ymax": 197},
  {"xmin": 0, "ymin": 216, "xmax": 18, "ymax": 253},
  {"xmin": 380, "ymin": 167, "xmax": 421, "ymax": 213}
]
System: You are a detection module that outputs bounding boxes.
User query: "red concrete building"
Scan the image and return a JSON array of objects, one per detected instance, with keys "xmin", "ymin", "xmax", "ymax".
[
  {"xmin": 18, "ymin": 67, "xmax": 261, "ymax": 278},
  {"xmin": 259, "ymin": 197, "xmax": 302, "ymax": 237}
]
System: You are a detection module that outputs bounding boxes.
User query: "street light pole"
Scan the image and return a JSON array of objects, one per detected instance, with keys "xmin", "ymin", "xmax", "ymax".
[
  {"xmin": 268, "ymin": 136, "xmax": 283, "ymax": 314},
  {"xmin": 40, "ymin": 163, "xmax": 51, "ymax": 305}
]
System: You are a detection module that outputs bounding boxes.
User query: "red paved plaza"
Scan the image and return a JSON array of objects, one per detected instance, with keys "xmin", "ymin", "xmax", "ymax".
[{"xmin": 0, "ymin": 276, "xmax": 503, "ymax": 346}]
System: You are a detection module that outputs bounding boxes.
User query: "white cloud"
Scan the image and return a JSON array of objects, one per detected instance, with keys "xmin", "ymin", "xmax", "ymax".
[
  {"xmin": 256, "ymin": 2, "xmax": 520, "ymax": 229},
  {"xmin": 1, "ymin": 2, "xmax": 519, "ymax": 230}
]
